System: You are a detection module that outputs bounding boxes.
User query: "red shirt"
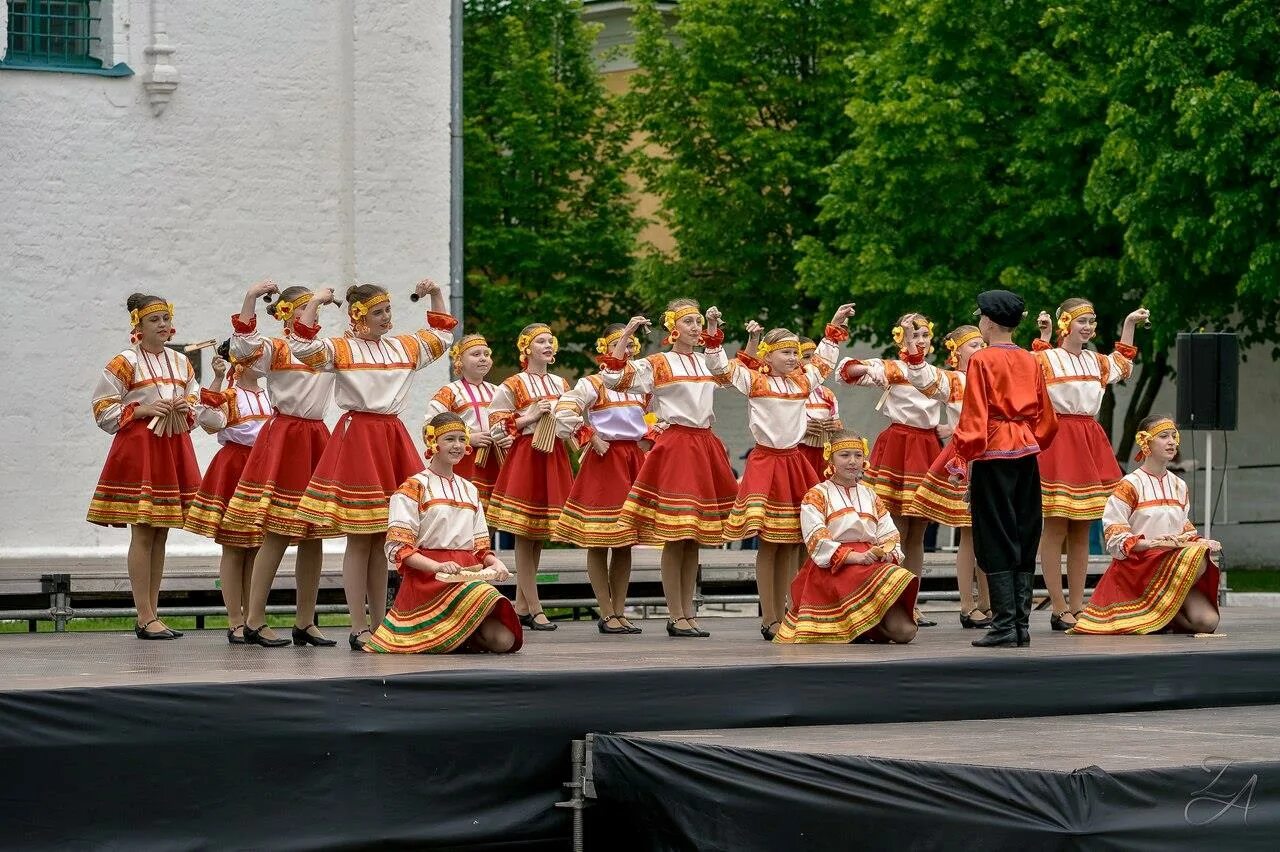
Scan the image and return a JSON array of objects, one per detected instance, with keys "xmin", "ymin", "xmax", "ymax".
[{"xmin": 950, "ymin": 344, "xmax": 1058, "ymax": 473}]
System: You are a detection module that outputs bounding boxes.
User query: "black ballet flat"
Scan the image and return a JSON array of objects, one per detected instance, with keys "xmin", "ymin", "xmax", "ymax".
[
  {"xmin": 134, "ymin": 619, "xmax": 176, "ymax": 641},
  {"xmin": 914, "ymin": 611, "xmax": 938, "ymax": 628},
  {"xmin": 619, "ymin": 618, "xmax": 642, "ymax": 635},
  {"xmin": 293, "ymin": 624, "xmax": 338, "ymax": 647},
  {"xmin": 244, "ymin": 624, "xmax": 291, "ymax": 648},
  {"xmin": 598, "ymin": 615, "xmax": 629, "ymax": 635},
  {"xmin": 1050, "ymin": 611, "xmax": 1075, "ymax": 632},
  {"xmin": 666, "ymin": 620, "xmax": 702, "ymax": 638},
  {"xmin": 227, "ymin": 626, "xmax": 247, "ymax": 645},
  {"xmin": 760, "ymin": 621, "xmax": 780, "ymax": 641},
  {"xmin": 519, "ymin": 612, "xmax": 558, "ymax": 632},
  {"xmin": 348, "ymin": 630, "xmax": 372, "ymax": 651},
  {"xmin": 960, "ymin": 609, "xmax": 993, "ymax": 629}
]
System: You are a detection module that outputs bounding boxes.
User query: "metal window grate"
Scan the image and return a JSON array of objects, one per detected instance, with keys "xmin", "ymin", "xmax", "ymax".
[{"xmin": 6, "ymin": 1, "xmax": 102, "ymax": 68}]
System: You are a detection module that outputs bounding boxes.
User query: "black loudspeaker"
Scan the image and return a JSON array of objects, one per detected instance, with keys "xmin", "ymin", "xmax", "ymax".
[{"xmin": 1176, "ymin": 332, "xmax": 1238, "ymax": 431}]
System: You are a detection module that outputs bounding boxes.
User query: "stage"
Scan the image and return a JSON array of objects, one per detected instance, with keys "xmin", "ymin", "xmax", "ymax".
[{"xmin": 1, "ymin": 608, "xmax": 1277, "ymax": 849}]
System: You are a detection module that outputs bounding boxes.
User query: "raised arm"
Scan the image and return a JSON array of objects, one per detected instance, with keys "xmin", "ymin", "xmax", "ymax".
[{"xmin": 287, "ymin": 287, "xmax": 340, "ymax": 370}]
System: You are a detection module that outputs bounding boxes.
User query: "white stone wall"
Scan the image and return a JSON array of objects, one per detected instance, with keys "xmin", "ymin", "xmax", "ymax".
[{"xmin": 0, "ymin": 1, "xmax": 452, "ymax": 556}]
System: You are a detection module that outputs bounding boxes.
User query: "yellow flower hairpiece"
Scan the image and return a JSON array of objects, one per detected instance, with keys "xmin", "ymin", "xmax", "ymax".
[
  {"xmin": 273, "ymin": 293, "xmax": 311, "ymax": 323},
  {"xmin": 755, "ymin": 336, "xmax": 800, "ymax": 360},
  {"xmin": 130, "ymin": 301, "xmax": 174, "ymax": 328},
  {"xmin": 517, "ymin": 325, "xmax": 558, "ymax": 358},
  {"xmin": 349, "ymin": 292, "xmax": 390, "ymax": 321},
  {"xmin": 1057, "ymin": 304, "xmax": 1095, "ymax": 338},
  {"xmin": 662, "ymin": 306, "xmax": 704, "ymax": 331},
  {"xmin": 596, "ymin": 330, "xmax": 640, "ymax": 356}
]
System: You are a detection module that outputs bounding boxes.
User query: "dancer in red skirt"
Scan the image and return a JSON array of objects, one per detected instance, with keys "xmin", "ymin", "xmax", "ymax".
[
  {"xmin": 366, "ymin": 413, "xmax": 522, "ymax": 654},
  {"xmin": 486, "ymin": 323, "xmax": 574, "ymax": 631},
  {"xmin": 227, "ymin": 281, "xmax": 339, "ymax": 648},
  {"xmin": 88, "ymin": 294, "xmax": 201, "ymax": 640},
  {"xmin": 708, "ymin": 306, "xmax": 854, "ymax": 640},
  {"xmin": 425, "ymin": 334, "xmax": 508, "ymax": 511},
  {"xmin": 799, "ymin": 336, "xmax": 843, "ymax": 476},
  {"xmin": 552, "ymin": 324, "xmax": 653, "ymax": 635},
  {"xmin": 185, "ymin": 342, "xmax": 273, "ymax": 643},
  {"xmin": 1071, "ymin": 416, "xmax": 1221, "ymax": 635},
  {"xmin": 903, "ymin": 325, "xmax": 994, "ymax": 629},
  {"xmin": 289, "ymin": 279, "xmax": 456, "ymax": 650},
  {"xmin": 837, "ymin": 313, "xmax": 945, "ymax": 627},
  {"xmin": 775, "ymin": 431, "xmax": 919, "ymax": 644},
  {"xmin": 1031, "ymin": 299, "xmax": 1150, "ymax": 630},
  {"xmin": 602, "ymin": 301, "xmax": 739, "ymax": 638}
]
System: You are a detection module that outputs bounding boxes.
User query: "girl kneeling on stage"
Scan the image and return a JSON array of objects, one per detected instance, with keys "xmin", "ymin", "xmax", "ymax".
[
  {"xmin": 775, "ymin": 431, "xmax": 919, "ymax": 644},
  {"xmin": 366, "ymin": 414, "xmax": 522, "ymax": 654},
  {"xmin": 1070, "ymin": 416, "xmax": 1221, "ymax": 636}
]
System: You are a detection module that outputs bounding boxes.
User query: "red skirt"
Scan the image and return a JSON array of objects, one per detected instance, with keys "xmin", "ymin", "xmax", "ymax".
[
  {"xmin": 863, "ymin": 423, "xmax": 941, "ymax": 517},
  {"xmin": 185, "ymin": 442, "xmax": 261, "ymax": 548},
  {"xmin": 486, "ymin": 435, "xmax": 574, "ymax": 541},
  {"xmin": 87, "ymin": 418, "xmax": 201, "ymax": 529},
  {"xmin": 775, "ymin": 542, "xmax": 919, "ymax": 643},
  {"xmin": 724, "ymin": 445, "xmax": 820, "ymax": 544},
  {"xmin": 798, "ymin": 443, "xmax": 828, "ymax": 479},
  {"xmin": 453, "ymin": 446, "xmax": 502, "ymax": 510},
  {"xmin": 296, "ymin": 412, "xmax": 424, "ymax": 535},
  {"xmin": 223, "ymin": 414, "xmax": 337, "ymax": 540},
  {"xmin": 908, "ymin": 443, "xmax": 971, "ymax": 528},
  {"xmin": 552, "ymin": 440, "xmax": 645, "ymax": 548},
  {"xmin": 365, "ymin": 548, "xmax": 523, "ymax": 654},
  {"xmin": 1071, "ymin": 545, "xmax": 1219, "ymax": 635},
  {"xmin": 616, "ymin": 424, "xmax": 739, "ymax": 546},
  {"xmin": 1039, "ymin": 414, "xmax": 1122, "ymax": 520}
]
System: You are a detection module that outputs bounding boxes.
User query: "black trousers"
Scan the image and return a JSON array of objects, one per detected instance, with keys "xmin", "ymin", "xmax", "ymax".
[{"xmin": 969, "ymin": 455, "xmax": 1043, "ymax": 575}]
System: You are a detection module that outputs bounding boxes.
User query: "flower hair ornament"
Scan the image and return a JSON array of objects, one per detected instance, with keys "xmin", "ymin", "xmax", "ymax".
[
  {"xmin": 944, "ymin": 330, "xmax": 985, "ymax": 368},
  {"xmin": 349, "ymin": 291, "xmax": 391, "ymax": 335},
  {"xmin": 424, "ymin": 420, "xmax": 472, "ymax": 460},
  {"xmin": 130, "ymin": 302, "xmax": 176, "ymax": 344},
  {"xmin": 754, "ymin": 336, "xmax": 800, "ymax": 375},
  {"xmin": 1057, "ymin": 303, "xmax": 1095, "ymax": 343},
  {"xmin": 662, "ymin": 306, "xmax": 704, "ymax": 345},
  {"xmin": 891, "ymin": 317, "xmax": 934, "ymax": 352},
  {"xmin": 1134, "ymin": 419, "xmax": 1179, "ymax": 463},
  {"xmin": 596, "ymin": 330, "xmax": 641, "ymax": 358},
  {"xmin": 450, "ymin": 336, "xmax": 489, "ymax": 376},
  {"xmin": 517, "ymin": 325, "xmax": 559, "ymax": 368},
  {"xmin": 823, "ymin": 435, "xmax": 869, "ymax": 477},
  {"xmin": 272, "ymin": 293, "xmax": 311, "ymax": 324}
]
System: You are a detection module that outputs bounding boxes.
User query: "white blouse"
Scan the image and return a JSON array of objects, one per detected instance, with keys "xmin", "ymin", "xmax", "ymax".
[
  {"xmin": 231, "ymin": 315, "xmax": 335, "ymax": 421},
  {"xmin": 426, "ymin": 379, "xmax": 500, "ymax": 435},
  {"xmin": 554, "ymin": 374, "xmax": 650, "ymax": 446},
  {"xmin": 384, "ymin": 471, "xmax": 491, "ymax": 566},
  {"xmin": 1036, "ymin": 347, "xmax": 1134, "ymax": 417},
  {"xmin": 801, "ymin": 480, "xmax": 904, "ymax": 570},
  {"xmin": 904, "ymin": 361, "xmax": 967, "ymax": 421},
  {"xmin": 288, "ymin": 321, "xmax": 454, "ymax": 416},
  {"xmin": 837, "ymin": 357, "xmax": 946, "ymax": 429},
  {"xmin": 197, "ymin": 385, "xmax": 273, "ymax": 447},
  {"xmin": 600, "ymin": 350, "xmax": 729, "ymax": 429},
  {"xmin": 488, "ymin": 371, "xmax": 573, "ymax": 437},
  {"xmin": 706, "ymin": 337, "xmax": 840, "ymax": 449},
  {"xmin": 1102, "ymin": 469, "xmax": 1199, "ymax": 559},
  {"xmin": 92, "ymin": 346, "xmax": 199, "ymax": 434}
]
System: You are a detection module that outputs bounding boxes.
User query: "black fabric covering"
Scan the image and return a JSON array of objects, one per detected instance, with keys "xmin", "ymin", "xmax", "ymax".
[
  {"xmin": 970, "ymin": 455, "xmax": 1042, "ymax": 576},
  {"xmin": 590, "ymin": 734, "xmax": 1279, "ymax": 851},
  {"xmin": 4, "ymin": 649, "xmax": 1280, "ymax": 850}
]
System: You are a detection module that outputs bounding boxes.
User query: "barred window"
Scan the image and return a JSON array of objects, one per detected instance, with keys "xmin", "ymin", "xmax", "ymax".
[{"xmin": 2, "ymin": 0, "xmax": 128, "ymax": 74}]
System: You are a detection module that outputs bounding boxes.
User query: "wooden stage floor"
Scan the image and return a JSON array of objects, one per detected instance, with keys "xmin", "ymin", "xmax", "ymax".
[{"xmin": 0, "ymin": 606, "xmax": 1272, "ymax": 693}]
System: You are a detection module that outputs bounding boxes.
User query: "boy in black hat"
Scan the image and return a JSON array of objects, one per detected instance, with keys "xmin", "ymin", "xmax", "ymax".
[{"xmin": 936, "ymin": 290, "xmax": 1058, "ymax": 647}]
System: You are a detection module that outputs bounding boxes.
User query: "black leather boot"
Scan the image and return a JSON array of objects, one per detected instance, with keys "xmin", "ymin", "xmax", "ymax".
[
  {"xmin": 1014, "ymin": 573, "xmax": 1033, "ymax": 647},
  {"xmin": 971, "ymin": 573, "xmax": 1018, "ymax": 648}
]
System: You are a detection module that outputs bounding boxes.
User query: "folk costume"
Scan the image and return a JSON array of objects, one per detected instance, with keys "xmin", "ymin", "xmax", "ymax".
[
  {"xmin": 288, "ymin": 300, "xmax": 456, "ymax": 534},
  {"xmin": 426, "ymin": 337, "xmax": 501, "ymax": 508},
  {"xmin": 88, "ymin": 310, "xmax": 202, "ymax": 528},
  {"xmin": 598, "ymin": 309, "xmax": 738, "ymax": 546},
  {"xmin": 775, "ymin": 460, "xmax": 917, "ymax": 644},
  {"xmin": 903, "ymin": 349, "xmax": 975, "ymax": 528},
  {"xmin": 551, "ymin": 333, "xmax": 653, "ymax": 548},
  {"xmin": 224, "ymin": 299, "xmax": 338, "ymax": 540},
  {"xmin": 946, "ymin": 291, "xmax": 1059, "ymax": 647},
  {"xmin": 367, "ymin": 459, "xmax": 522, "ymax": 654},
  {"xmin": 708, "ymin": 326, "xmax": 847, "ymax": 543},
  {"xmin": 485, "ymin": 326, "xmax": 574, "ymax": 541},
  {"xmin": 184, "ymin": 381, "xmax": 273, "ymax": 548},
  {"xmin": 1071, "ymin": 429, "xmax": 1219, "ymax": 635},
  {"xmin": 1032, "ymin": 311, "xmax": 1137, "ymax": 520}
]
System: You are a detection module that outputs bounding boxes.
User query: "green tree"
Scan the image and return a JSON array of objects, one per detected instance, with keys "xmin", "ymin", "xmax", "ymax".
[
  {"xmin": 464, "ymin": 0, "xmax": 638, "ymax": 373},
  {"xmin": 626, "ymin": 0, "xmax": 875, "ymax": 336}
]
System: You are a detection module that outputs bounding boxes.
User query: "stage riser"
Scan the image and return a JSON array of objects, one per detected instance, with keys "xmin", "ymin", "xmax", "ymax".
[{"xmin": 3, "ymin": 649, "xmax": 1280, "ymax": 849}]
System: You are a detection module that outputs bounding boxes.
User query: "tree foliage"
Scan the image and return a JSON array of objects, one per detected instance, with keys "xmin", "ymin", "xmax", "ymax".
[{"xmin": 464, "ymin": 0, "xmax": 638, "ymax": 373}]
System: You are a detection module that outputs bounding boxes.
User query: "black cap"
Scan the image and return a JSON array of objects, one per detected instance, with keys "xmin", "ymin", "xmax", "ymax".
[{"xmin": 973, "ymin": 290, "xmax": 1026, "ymax": 328}]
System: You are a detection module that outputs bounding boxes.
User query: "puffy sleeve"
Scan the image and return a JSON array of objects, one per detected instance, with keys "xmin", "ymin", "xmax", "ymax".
[
  {"xmin": 402, "ymin": 312, "xmax": 458, "ymax": 371},
  {"xmin": 904, "ymin": 358, "xmax": 955, "ymax": 403},
  {"xmin": 705, "ymin": 345, "xmax": 754, "ymax": 396},
  {"xmin": 1103, "ymin": 479, "xmax": 1140, "ymax": 559},
  {"xmin": 806, "ymin": 327, "xmax": 846, "ymax": 386},
  {"xmin": 555, "ymin": 377, "xmax": 600, "ymax": 447},
  {"xmin": 600, "ymin": 354, "xmax": 656, "ymax": 394},
  {"xmin": 92, "ymin": 353, "xmax": 135, "ymax": 434},
  {"xmin": 800, "ymin": 487, "xmax": 843, "ymax": 570},
  {"xmin": 230, "ymin": 313, "xmax": 270, "ymax": 374},
  {"xmin": 285, "ymin": 322, "xmax": 337, "ymax": 371},
  {"xmin": 1100, "ymin": 345, "xmax": 1136, "ymax": 386},
  {"xmin": 872, "ymin": 496, "xmax": 904, "ymax": 564},
  {"xmin": 824, "ymin": 386, "xmax": 842, "ymax": 429},
  {"xmin": 384, "ymin": 478, "xmax": 424, "ymax": 570},
  {"xmin": 197, "ymin": 388, "xmax": 231, "ymax": 434},
  {"xmin": 487, "ymin": 379, "xmax": 519, "ymax": 439},
  {"xmin": 426, "ymin": 384, "xmax": 457, "ymax": 420}
]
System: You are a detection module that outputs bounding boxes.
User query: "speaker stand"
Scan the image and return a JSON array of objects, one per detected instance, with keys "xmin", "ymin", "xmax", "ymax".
[{"xmin": 1204, "ymin": 432, "xmax": 1213, "ymax": 541}]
